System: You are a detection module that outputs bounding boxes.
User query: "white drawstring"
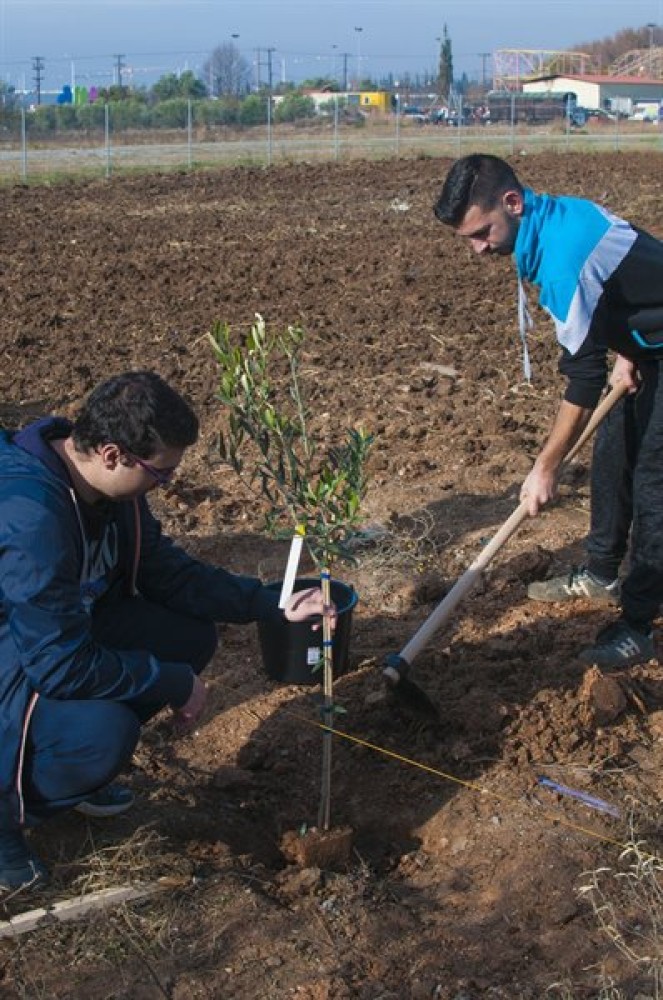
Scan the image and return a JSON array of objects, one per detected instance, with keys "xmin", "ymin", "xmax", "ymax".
[
  {"xmin": 69, "ymin": 487, "xmax": 90, "ymax": 584},
  {"xmin": 517, "ymin": 278, "xmax": 533, "ymax": 383}
]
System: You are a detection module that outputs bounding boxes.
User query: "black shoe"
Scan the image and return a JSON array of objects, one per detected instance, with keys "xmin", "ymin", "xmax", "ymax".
[
  {"xmin": 0, "ymin": 829, "xmax": 49, "ymax": 891},
  {"xmin": 528, "ymin": 565, "xmax": 619, "ymax": 605},
  {"xmin": 578, "ymin": 619, "xmax": 655, "ymax": 668}
]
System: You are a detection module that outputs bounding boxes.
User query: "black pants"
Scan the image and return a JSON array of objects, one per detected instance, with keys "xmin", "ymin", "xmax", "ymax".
[
  {"xmin": 20, "ymin": 598, "xmax": 218, "ymax": 826},
  {"xmin": 587, "ymin": 361, "xmax": 663, "ymax": 630}
]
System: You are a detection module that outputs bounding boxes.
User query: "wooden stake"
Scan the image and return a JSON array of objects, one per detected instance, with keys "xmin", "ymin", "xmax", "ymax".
[
  {"xmin": 0, "ymin": 881, "xmax": 173, "ymax": 939},
  {"xmin": 317, "ymin": 567, "xmax": 333, "ymax": 831}
]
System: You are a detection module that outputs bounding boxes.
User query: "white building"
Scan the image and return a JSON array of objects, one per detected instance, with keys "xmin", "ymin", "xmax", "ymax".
[{"xmin": 522, "ymin": 74, "xmax": 663, "ymax": 114}]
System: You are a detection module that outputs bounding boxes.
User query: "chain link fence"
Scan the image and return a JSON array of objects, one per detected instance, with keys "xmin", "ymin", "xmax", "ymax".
[{"xmin": 1, "ymin": 101, "xmax": 662, "ymax": 182}]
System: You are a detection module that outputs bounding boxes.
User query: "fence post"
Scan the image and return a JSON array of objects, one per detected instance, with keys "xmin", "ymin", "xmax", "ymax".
[
  {"xmin": 187, "ymin": 99, "xmax": 193, "ymax": 169},
  {"xmin": 266, "ymin": 94, "xmax": 273, "ymax": 166},
  {"xmin": 21, "ymin": 108, "xmax": 27, "ymax": 182},
  {"xmin": 565, "ymin": 104, "xmax": 571, "ymax": 151},
  {"xmin": 510, "ymin": 92, "xmax": 516, "ymax": 155},
  {"xmin": 104, "ymin": 103, "xmax": 111, "ymax": 179},
  {"xmin": 395, "ymin": 91, "xmax": 400, "ymax": 156},
  {"xmin": 334, "ymin": 93, "xmax": 340, "ymax": 162}
]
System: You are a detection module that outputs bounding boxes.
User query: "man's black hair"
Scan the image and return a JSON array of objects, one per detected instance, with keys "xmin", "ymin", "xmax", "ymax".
[
  {"xmin": 72, "ymin": 371, "xmax": 199, "ymax": 457},
  {"xmin": 433, "ymin": 154, "xmax": 523, "ymax": 227}
]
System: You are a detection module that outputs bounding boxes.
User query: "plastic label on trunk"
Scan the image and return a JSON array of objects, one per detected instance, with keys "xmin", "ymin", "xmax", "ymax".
[{"xmin": 307, "ymin": 647, "xmax": 321, "ymax": 665}]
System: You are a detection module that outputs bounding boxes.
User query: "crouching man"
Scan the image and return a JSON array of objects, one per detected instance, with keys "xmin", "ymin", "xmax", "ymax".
[{"xmin": 0, "ymin": 370, "xmax": 331, "ymax": 890}]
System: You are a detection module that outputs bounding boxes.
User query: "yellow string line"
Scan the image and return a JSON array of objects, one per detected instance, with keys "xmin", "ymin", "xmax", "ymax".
[{"xmin": 284, "ymin": 709, "xmax": 647, "ymax": 855}]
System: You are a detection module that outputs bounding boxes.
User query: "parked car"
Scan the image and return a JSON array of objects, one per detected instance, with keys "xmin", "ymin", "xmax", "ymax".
[{"xmin": 399, "ymin": 105, "xmax": 428, "ymax": 123}]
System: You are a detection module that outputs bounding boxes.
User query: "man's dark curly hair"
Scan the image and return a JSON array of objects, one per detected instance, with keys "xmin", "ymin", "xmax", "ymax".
[
  {"xmin": 72, "ymin": 371, "xmax": 199, "ymax": 457},
  {"xmin": 433, "ymin": 154, "xmax": 523, "ymax": 227}
]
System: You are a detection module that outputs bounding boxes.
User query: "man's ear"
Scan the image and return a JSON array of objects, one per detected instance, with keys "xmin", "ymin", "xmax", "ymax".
[
  {"xmin": 98, "ymin": 443, "xmax": 123, "ymax": 470},
  {"xmin": 503, "ymin": 189, "xmax": 524, "ymax": 218}
]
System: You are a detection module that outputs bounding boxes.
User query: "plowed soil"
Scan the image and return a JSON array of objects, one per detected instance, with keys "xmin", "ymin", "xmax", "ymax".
[{"xmin": 1, "ymin": 152, "xmax": 663, "ymax": 999}]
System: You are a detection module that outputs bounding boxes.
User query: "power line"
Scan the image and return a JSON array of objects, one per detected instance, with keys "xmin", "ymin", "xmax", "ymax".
[{"xmin": 478, "ymin": 50, "xmax": 491, "ymax": 89}]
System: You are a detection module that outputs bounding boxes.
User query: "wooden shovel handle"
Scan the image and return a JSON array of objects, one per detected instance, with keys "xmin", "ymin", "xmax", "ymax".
[{"xmin": 399, "ymin": 382, "xmax": 627, "ymax": 665}]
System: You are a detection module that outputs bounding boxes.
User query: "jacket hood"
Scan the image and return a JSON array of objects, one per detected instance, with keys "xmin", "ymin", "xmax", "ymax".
[{"xmin": 1, "ymin": 417, "xmax": 73, "ymax": 487}]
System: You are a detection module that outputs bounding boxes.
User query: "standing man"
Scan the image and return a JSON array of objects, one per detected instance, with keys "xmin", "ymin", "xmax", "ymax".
[
  {"xmin": 0, "ymin": 371, "xmax": 332, "ymax": 891},
  {"xmin": 433, "ymin": 153, "xmax": 663, "ymax": 668}
]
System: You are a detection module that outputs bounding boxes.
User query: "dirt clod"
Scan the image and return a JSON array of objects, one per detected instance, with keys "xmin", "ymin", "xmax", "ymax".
[
  {"xmin": 579, "ymin": 666, "xmax": 628, "ymax": 726},
  {"xmin": 280, "ymin": 827, "xmax": 354, "ymax": 870}
]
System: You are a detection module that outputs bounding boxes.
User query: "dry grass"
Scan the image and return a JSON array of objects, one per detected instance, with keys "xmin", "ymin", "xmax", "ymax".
[{"xmin": 548, "ymin": 824, "xmax": 663, "ymax": 999}]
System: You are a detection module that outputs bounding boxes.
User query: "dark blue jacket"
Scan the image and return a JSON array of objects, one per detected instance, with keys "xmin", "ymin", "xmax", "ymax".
[{"xmin": 0, "ymin": 418, "xmax": 281, "ymax": 827}]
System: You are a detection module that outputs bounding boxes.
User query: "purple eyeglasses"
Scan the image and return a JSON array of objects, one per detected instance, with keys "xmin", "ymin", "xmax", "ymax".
[{"xmin": 127, "ymin": 452, "xmax": 178, "ymax": 486}]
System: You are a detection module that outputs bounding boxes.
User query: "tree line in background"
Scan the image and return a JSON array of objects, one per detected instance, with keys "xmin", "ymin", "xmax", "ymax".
[
  {"xmin": 0, "ymin": 25, "xmax": 460, "ymax": 136},
  {"xmin": 572, "ymin": 25, "xmax": 661, "ymax": 70},
  {"xmin": 0, "ymin": 23, "xmax": 658, "ymax": 136},
  {"xmin": 0, "ymin": 84, "xmax": 358, "ymax": 134}
]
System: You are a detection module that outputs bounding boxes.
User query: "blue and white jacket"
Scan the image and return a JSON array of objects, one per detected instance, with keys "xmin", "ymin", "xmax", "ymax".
[
  {"xmin": 514, "ymin": 188, "xmax": 663, "ymax": 408},
  {"xmin": 0, "ymin": 418, "xmax": 282, "ymax": 828}
]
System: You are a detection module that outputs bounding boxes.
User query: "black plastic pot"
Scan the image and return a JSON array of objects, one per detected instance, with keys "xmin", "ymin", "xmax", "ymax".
[{"xmin": 258, "ymin": 577, "xmax": 358, "ymax": 685}]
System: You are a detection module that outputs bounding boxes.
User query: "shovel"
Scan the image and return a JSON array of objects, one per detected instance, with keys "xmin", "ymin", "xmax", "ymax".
[{"xmin": 383, "ymin": 383, "xmax": 627, "ymax": 719}]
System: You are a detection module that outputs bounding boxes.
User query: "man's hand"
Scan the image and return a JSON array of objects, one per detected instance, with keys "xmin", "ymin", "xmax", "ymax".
[
  {"xmin": 171, "ymin": 674, "xmax": 207, "ymax": 735},
  {"xmin": 520, "ymin": 463, "xmax": 558, "ymax": 516},
  {"xmin": 519, "ymin": 398, "xmax": 593, "ymax": 517},
  {"xmin": 610, "ymin": 354, "xmax": 639, "ymax": 393},
  {"xmin": 284, "ymin": 586, "xmax": 338, "ymax": 632}
]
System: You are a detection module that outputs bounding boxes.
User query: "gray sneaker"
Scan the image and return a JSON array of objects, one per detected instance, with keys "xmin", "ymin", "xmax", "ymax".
[{"xmin": 527, "ymin": 565, "xmax": 619, "ymax": 605}]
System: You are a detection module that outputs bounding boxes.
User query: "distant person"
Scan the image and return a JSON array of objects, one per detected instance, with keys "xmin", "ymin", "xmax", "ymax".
[
  {"xmin": 0, "ymin": 371, "xmax": 333, "ymax": 891},
  {"xmin": 433, "ymin": 153, "xmax": 663, "ymax": 669}
]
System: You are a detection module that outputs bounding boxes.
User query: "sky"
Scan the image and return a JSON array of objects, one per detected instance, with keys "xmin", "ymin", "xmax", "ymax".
[{"xmin": 1, "ymin": 0, "xmax": 663, "ymax": 93}]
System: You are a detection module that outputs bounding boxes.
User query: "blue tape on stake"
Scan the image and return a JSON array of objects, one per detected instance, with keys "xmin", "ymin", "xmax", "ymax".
[
  {"xmin": 537, "ymin": 776, "xmax": 620, "ymax": 819},
  {"xmin": 322, "ymin": 639, "xmax": 333, "ymax": 647}
]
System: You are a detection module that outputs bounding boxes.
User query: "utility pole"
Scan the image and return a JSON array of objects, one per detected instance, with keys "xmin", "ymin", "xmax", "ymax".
[
  {"xmin": 341, "ymin": 52, "xmax": 349, "ymax": 92},
  {"xmin": 253, "ymin": 46, "xmax": 277, "ymax": 92},
  {"xmin": 354, "ymin": 26, "xmax": 363, "ymax": 88},
  {"xmin": 266, "ymin": 46, "xmax": 275, "ymax": 93},
  {"xmin": 32, "ymin": 56, "xmax": 44, "ymax": 106},
  {"xmin": 647, "ymin": 22, "xmax": 656, "ymax": 52},
  {"xmin": 479, "ymin": 51, "xmax": 491, "ymax": 92},
  {"xmin": 646, "ymin": 22, "xmax": 656, "ymax": 72},
  {"xmin": 114, "ymin": 53, "xmax": 125, "ymax": 88}
]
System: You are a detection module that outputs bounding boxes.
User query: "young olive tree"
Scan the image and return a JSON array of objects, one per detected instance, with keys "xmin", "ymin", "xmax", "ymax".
[
  {"xmin": 208, "ymin": 314, "xmax": 372, "ymax": 566},
  {"xmin": 208, "ymin": 314, "xmax": 372, "ymax": 829}
]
